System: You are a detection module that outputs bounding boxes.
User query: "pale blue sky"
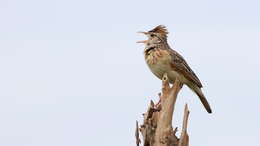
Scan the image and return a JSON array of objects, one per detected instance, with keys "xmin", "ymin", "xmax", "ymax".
[{"xmin": 0, "ymin": 0, "xmax": 260, "ymax": 146}]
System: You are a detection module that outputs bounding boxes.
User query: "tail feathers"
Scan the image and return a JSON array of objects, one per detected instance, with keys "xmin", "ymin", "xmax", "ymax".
[
  {"xmin": 188, "ymin": 83, "xmax": 212, "ymax": 114},
  {"xmin": 197, "ymin": 91, "xmax": 212, "ymax": 113}
]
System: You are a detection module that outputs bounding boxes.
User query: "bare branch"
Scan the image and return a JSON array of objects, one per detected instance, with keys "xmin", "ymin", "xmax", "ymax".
[
  {"xmin": 135, "ymin": 121, "xmax": 141, "ymax": 146},
  {"xmin": 136, "ymin": 74, "xmax": 191, "ymax": 146},
  {"xmin": 178, "ymin": 104, "xmax": 190, "ymax": 146},
  {"xmin": 154, "ymin": 74, "xmax": 182, "ymax": 146}
]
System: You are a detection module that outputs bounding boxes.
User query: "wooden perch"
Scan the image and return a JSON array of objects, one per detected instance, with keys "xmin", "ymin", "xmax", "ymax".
[
  {"xmin": 136, "ymin": 74, "xmax": 190, "ymax": 146},
  {"xmin": 178, "ymin": 104, "xmax": 190, "ymax": 146},
  {"xmin": 136, "ymin": 121, "xmax": 141, "ymax": 146}
]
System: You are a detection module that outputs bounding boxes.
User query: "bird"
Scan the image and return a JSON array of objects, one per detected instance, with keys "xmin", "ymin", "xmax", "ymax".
[{"xmin": 137, "ymin": 25, "xmax": 212, "ymax": 113}]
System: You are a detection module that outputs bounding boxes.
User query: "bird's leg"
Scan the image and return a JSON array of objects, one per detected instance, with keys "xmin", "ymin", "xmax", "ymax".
[
  {"xmin": 171, "ymin": 79, "xmax": 183, "ymax": 89},
  {"xmin": 176, "ymin": 82, "xmax": 183, "ymax": 88}
]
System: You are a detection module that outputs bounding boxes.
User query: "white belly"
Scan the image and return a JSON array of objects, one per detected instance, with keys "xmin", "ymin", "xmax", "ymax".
[
  {"xmin": 147, "ymin": 59, "xmax": 188, "ymax": 84},
  {"xmin": 145, "ymin": 49, "xmax": 188, "ymax": 84}
]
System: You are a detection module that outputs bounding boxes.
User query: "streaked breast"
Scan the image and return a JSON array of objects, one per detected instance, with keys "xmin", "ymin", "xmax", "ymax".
[{"xmin": 144, "ymin": 49, "xmax": 172, "ymax": 79}]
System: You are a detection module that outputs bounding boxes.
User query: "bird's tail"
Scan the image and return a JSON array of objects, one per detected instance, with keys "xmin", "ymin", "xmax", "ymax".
[{"xmin": 187, "ymin": 83, "xmax": 212, "ymax": 113}]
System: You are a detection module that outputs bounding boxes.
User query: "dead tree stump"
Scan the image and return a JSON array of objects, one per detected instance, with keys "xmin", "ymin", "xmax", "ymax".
[{"xmin": 135, "ymin": 74, "xmax": 190, "ymax": 146}]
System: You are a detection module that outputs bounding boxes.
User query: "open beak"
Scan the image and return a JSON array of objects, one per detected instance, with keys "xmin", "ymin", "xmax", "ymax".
[
  {"xmin": 137, "ymin": 31, "xmax": 149, "ymax": 35},
  {"xmin": 137, "ymin": 31, "xmax": 148, "ymax": 44},
  {"xmin": 136, "ymin": 40, "xmax": 148, "ymax": 43}
]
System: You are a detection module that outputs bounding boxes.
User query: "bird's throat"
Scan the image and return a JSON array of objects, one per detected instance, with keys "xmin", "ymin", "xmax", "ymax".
[{"xmin": 144, "ymin": 47, "xmax": 155, "ymax": 55}]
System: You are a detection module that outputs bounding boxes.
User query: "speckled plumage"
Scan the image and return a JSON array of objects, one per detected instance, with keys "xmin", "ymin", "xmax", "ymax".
[{"xmin": 139, "ymin": 25, "xmax": 212, "ymax": 113}]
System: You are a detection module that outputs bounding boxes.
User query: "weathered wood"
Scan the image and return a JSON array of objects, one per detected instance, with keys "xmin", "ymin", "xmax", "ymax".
[
  {"xmin": 178, "ymin": 104, "xmax": 190, "ymax": 146},
  {"xmin": 136, "ymin": 74, "xmax": 190, "ymax": 146},
  {"xmin": 135, "ymin": 121, "xmax": 141, "ymax": 146}
]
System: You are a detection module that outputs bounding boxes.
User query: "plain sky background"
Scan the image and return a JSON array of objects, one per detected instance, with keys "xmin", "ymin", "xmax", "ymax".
[{"xmin": 0, "ymin": 0, "xmax": 260, "ymax": 146}]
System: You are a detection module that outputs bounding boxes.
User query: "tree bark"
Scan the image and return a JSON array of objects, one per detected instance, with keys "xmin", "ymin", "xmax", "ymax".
[{"xmin": 135, "ymin": 74, "xmax": 190, "ymax": 146}]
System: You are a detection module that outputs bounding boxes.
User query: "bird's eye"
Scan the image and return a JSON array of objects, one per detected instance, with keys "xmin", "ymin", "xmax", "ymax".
[{"xmin": 150, "ymin": 34, "xmax": 155, "ymax": 37}]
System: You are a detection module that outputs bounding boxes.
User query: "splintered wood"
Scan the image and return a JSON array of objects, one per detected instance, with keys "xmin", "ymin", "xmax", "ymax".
[{"xmin": 135, "ymin": 74, "xmax": 190, "ymax": 146}]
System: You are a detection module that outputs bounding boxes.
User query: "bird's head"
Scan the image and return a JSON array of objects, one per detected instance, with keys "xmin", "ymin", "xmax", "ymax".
[{"xmin": 137, "ymin": 25, "xmax": 168, "ymax": 47}]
